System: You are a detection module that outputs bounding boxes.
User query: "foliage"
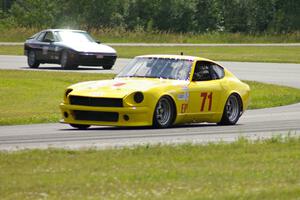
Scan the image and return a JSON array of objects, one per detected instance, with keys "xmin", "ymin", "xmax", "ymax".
[
  {"xmin": 1, "ymin": 27, "xmax": 300, "ymax": 43},
  {"xmin": 0, "ymin": 0, "xmax": 299, "ymax": 33}
]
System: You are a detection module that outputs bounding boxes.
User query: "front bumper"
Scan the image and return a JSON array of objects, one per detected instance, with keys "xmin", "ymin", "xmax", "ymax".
[
  {"xmin": 60, "ymin": 103, "xmax": 152, "ymax": 127},
  {"xmin": 75, "ymin": 52, "xmax": 117, "ymax": 66}
]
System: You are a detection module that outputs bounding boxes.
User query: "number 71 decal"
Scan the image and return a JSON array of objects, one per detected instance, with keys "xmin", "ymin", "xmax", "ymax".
[{"xmin": 200, "ymin": 92, "xmax": 213, "ymax": 111}]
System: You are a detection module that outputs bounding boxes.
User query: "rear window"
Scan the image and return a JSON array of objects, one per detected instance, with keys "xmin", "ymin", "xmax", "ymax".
[{"xmin": 211, "ymin": 64, "xmax": 225, "ymax": 79}]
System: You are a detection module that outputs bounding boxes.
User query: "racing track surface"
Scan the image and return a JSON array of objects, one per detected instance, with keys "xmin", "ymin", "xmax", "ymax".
[
  {"xmin": 1, "ymin": 55, "xmax": 300, "ymax": 88},
  {"xmin": 0, "ymin": 55, "xmax": 300, "ymax": 150}
]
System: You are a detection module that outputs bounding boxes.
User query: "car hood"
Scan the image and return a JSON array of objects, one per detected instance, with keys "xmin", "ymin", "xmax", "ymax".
[
  {"xmin": 68, "ymin": 78, "xmax": 189, "ymax": 98},
  {"xmin": 57, "ymin": 41, "xmax": 116, "ymax": 54}
]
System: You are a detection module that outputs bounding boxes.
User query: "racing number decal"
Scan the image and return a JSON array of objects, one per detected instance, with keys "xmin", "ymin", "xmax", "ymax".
[
  {"xmin": 200, "ymin": 92, "xmax": 213, "ymax": 111},
  {"xmin": 181, "ymin": 103, "xmax": 188, "ymax": 113}
]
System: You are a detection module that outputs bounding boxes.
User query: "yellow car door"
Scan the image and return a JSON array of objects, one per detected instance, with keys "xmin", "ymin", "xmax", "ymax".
[{"xmin": 186, "ymin": 61, "xmax": 224, "ymax": 122}]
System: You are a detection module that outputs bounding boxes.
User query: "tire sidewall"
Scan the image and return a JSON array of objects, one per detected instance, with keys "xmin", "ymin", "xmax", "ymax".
[
  {"xmin": 61, "ymin": 50, "xmax": 69, "ymax": 69},
  {"xmin": 220, "ymin": 94, "xmax": 241, "ymax": 125},
  {"xmin": 102, "ymin": 65, "xmax": 113, "ymax": 70},
  {"xmin": 153, "ymin": 96, "xmax": 175, "ymax": 128},
  {"xmin": 70, "ymin": 124, "xmax": 90, "ymax": 130},
  {"xmin": 27, "ymin": 50, "xmax": 39, "ymax": 68}
]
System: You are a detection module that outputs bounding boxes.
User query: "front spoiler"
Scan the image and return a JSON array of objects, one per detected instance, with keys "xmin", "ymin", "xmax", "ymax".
[{"xmin": 60, "ymin": 103, "xmax": 153, "ymax": 127}]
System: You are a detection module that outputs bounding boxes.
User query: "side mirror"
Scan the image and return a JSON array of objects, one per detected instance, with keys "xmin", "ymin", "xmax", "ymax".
[{"xmin": 96, "ymin": 40, "xmax": 101, "ymax": 44}]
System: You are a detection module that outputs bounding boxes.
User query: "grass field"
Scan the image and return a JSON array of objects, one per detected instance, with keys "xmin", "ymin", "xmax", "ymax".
[
  {"xmin": 1, "ymin": 27, "xmax": 300, "ymax": 43},
  {"xmin": 1, "ymin": 70, "xmax": 300, "ymax": 125},
  {"xmin": 115, "ymin": 46, "xmax": 300, "ymax": 63},
  {"xmin": 1, "ymin": 137, "xmax": 300, "ymax": 199},
  {"xmin": 1, "ymin": 45, "xmax": 300, "ymax": 63}
]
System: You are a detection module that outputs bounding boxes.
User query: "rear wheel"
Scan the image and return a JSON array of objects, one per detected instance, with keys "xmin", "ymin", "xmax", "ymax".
[
  {"xmin": 218, "ymin": 94, "xmax": 241, "ymax": 125},
  {"xmin": 27, "ymin": 51, "xmax": 40, "ymax": 68},
  {"xmin": 153, "ymin": 96, "xmax": 175, "ymax": 128},
  {"xmin": 70, "ymin": 124, "xmax": 91, "ymax": 130},
  {"xmin": 61, "ymin": 50, "xmax": 77, "ymax": 69}
]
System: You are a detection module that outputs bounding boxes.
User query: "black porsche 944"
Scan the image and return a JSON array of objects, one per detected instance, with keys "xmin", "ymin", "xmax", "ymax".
[{"xmin": 24, "ymin": 29, "xmax": 117, "ymax": 70}]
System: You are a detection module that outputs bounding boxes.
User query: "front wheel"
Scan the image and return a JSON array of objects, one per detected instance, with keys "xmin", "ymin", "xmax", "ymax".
[
  {"xmin": 27, "ymin": 51, "xmax": 40, "ymax": 68},
  {"xmin": 61, "ymin": 50, "xmax": 77, "ymax": 70},
  {"xmin": 102, "ymin": 65, "xmax": 113, "ymax": 70},
  {"xmin": 153, "ymin": 96, "xmax": 175, "ymax": 128},
  {"xmin": 70, "ymin": 124, "xmax": 91, "ymax": 130},
  {"xmin": 218, "ymin": 94, "xmax": 241, "ymax": 125}
]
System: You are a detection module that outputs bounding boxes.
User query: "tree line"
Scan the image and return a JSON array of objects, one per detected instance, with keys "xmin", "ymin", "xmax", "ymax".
[{"xmin": 1, "ymin": 0, "xmax": 299, "ymax": 34}]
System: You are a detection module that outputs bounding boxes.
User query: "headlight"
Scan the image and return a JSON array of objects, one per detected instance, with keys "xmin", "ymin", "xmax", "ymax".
[{"xmin": 133, "ymin": 92, "xmax": 144, "ymax": 103}]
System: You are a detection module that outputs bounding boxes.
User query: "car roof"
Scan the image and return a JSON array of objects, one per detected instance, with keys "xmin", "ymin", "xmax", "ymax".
[
  {"xmin": 136, "ymin": 54, "xmax": 217, "ymax": 63},
  {"xmin": 42, "ymin": 29, "xmax": 86, "ymax": 33}
]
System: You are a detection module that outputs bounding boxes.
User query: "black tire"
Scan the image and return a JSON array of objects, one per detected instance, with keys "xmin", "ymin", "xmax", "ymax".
[
  {"xmin": 70, "ymin": 124, "xmax": 91, "ymax": 130},
  {"xmin": 153, "ymin": 96, "xmax": 175, "ymax": 128},
  {"xmin": 218, "ymin": 94, "xmax": 241, "ymax": 125},
  {"xmin": 27, "ymin": 50, "xmax": 40, "ymax": 68},
  {"xmin": 61, "ymin": 50, "xmax": 77, "ymax": 70},
  {"xmin": 102, "ymin": 65, "xmax": 113, "ymax": 70}
]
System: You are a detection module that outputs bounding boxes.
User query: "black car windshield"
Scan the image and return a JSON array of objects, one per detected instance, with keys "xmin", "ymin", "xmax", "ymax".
[
  {"xmin": 117, "ymin": 57, "xmax": 193, "ymax": 81},
  {"xmin": 55, "ymin": 31, "xmax": 95, "ymax": 43}
]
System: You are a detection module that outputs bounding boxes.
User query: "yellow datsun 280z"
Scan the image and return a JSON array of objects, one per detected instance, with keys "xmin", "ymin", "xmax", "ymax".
[{"xmin": 60, "ymin": 55, "xmax": 250, "ymax": 129}]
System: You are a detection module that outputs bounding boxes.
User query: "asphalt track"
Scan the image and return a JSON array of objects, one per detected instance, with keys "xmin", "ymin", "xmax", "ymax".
[{"xmin": 0, "ymin": 55, "xmax": 300, "ymax": 151}]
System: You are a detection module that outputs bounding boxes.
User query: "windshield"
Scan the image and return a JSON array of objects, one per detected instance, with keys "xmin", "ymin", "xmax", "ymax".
[
  {"xmin": 55, "ymin": 31, "xmax": 95, "ymax": 43},
  {"xmin": 117, "ymin": 57, "xmax": 193, "ymax": 81}
]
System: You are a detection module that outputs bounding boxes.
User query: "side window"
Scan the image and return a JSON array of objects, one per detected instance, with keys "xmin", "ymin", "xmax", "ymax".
[
  {"xmin": 192, "ymin": 61, "xmax": 214, "ymax": 81},
  {"xmin": 43, "ymin": 32, "xmax": 55, "ymax": 42},
  {"xmin": 211, "ymin": 64, "xmax": 225, "ymax": 79},
  {"xmin": 36, "ymin": 32, "xmax": 46, "ymax": 41}
]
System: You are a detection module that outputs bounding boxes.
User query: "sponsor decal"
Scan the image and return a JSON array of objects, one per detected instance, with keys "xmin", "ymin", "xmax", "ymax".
[
  {"xmin": 181, "ymin": 104, "xmax": 188, "ymax": 113},
  {"xmin": 177, "ymin": 86, "xmax": 189, "ymax": 101}
]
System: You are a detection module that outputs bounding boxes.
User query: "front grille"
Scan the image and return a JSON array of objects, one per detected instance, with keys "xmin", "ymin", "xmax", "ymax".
[
  {"xmin": 77, "ymin": 54, "xmax": 117, "ymax": 66},
  {"xmin": 69, "ymin": 96, "xmax": 123, "ymax": 107},
  {"xmin": 73, "ymin": 110, "xmax": 119, "ymax": 122},
  {"xmin": 103, "ymin": 55, "xmax": 117, "ymax": 61}
]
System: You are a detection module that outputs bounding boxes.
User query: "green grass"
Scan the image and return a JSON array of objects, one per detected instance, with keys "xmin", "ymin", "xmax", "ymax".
[
  {"xmin": 1, "ymin": 138, "xmax": 300, "ymax": 199},
  {"xmin": 0, "ymin": 70, "xmax": 114, "ymax": 125},
  {"xmin": 247, "ymin": 81, "xmax": 300, "ymax": 109},
  {"xmin": 1, "ymin": 70, "xmax": 300, "ymax": 125},
  {"xmin": 1, "ymin": 27, "xmax": 300, "ymax": 43},
  {"xmin": 1, "ymin": 45, "xmax": 300, "ymax": 63},
  {"xmin": 0, "ymin": 45, "xmax": 23, "ymax": 55},
  {"xmin": 115, "ymin": 46, "xmax": 300, "ymax": 63}
]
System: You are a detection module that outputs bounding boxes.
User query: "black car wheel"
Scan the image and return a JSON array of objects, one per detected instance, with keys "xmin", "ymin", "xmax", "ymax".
[
  {"xmin": 61, "ymin": 50, "xmax": 77, "ymax": 70},
  {"xmin": 27, "ymin": 51, "xmax": 40, "ymax": 68},
  {"xmin": 153, "ymin": 96, "xmax": 175, "ymax": 128},
  {"xmin": 218, "ymin": 94, "xmax": 241, "ymax": 125},
  {"xmin": 102, "ymin": 65, "xmax": 113, "ymax": 70},
  {"xmin": 70, "ymin": 124, "xmax": 91, "ymax": 130}
]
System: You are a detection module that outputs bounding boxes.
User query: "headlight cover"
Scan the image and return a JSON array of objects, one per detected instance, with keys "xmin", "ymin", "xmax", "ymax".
[{"xmin": 133, "ymin": 92, "xmax": 144, "ymax": 103}]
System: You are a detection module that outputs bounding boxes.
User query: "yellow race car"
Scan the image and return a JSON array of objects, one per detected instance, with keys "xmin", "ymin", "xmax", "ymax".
[{"xmin": 60, "ymin": 55, "xmax": 250, "ymax": 129}]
